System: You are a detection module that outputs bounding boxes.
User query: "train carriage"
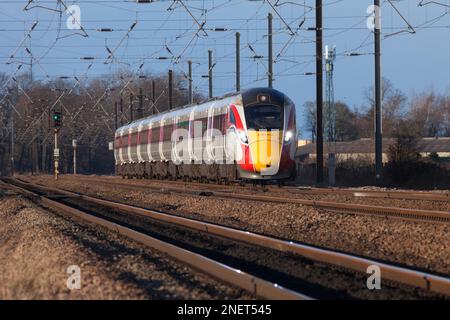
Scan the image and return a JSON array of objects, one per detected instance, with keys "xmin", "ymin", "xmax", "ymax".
[{"xmin": 115, "ymin": 87, "xmax": 297, "ymax": 182}]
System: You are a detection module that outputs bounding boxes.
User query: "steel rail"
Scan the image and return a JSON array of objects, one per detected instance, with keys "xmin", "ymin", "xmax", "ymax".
[
  {"xmin": 2, "ymin": 179, "xmax": 311, "ymax": 300},
  {"xmin": 99, "ymin": 176, "xmax": 450, "ymax": 202},
  {"xmin": 48, "ymin": 176, "xmax": 450, "ymax": 225},
  {"xmin": 9, "ymin": 178, "xmax": 450, "ymax": 297},
  {"xmin": 278, "ymin": 186, "xmax": 450, "ymax": 203},
  {"xmin": 27, "ymin": 175, "xmax": 450, "ymax": 202}
]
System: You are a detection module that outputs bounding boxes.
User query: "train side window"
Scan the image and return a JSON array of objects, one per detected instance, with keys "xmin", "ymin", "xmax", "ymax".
[
  {"xmin": 163, "ymin": 124, "xmax": 173, "ymax": 142},
  {"xmin": 131, "ymin": 133, "xmax": 138, "ymax": 146},
  {"xmin": 202, "ymin": 118, "xmax": 208, "ymax": 134},
  {"xmin": 151, "ymin": 127, "xmax": 160, "ymax": 143},
  {"xmin": 213, "ymin": 114, "xmax": 225, "ymax": 133},
  {"xmin": 140, "ymin": 130, "xmax": 148, "ymax": 145}
]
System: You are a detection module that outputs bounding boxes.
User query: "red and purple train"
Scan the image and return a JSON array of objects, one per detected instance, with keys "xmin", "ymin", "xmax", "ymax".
[{"xmin": 114, "ymin": 88, "xmax": 297, "ymax": 183}]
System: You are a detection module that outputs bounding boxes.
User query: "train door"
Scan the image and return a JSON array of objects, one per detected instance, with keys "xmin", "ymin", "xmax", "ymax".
[
  {"xmin": 172, "ymin": 112, "xmax": 190, "ymax": 164},
  {"xmin": 146, "ymin": 121, "xmax": 153, "ymax": 162},
  {"xmin": 150, "ymin": 119, "xmax": 160, "ymax": 161},
  {"xmin": 225, "ymin": 105, "xmax": 242, "ymax": 165},
  {"xmin": 114, "ymin": 132, "xmax": 120, "ymax": 164},
  {"xmin": 205, "ymin": 103, "xmax": 216, "ymax": 164},
  {"xmin": 159, "ymin": 116, "xmax": 166, "ymax": 161},
  {"xmin": 188, "ymin": 107, "xmax": 198, "ymax": 163},
  {"xmin": 137, "ymin": 121, "xmax": 145, "ymax": 163},
  {"xmin": 127, "ymin": 127, "xmax": 133, "ymax": 163}
]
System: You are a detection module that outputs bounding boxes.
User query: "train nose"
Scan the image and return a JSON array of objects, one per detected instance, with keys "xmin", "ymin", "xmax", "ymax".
[{"xmin": 247, "ymin": 130, "xmax": 282, "ymax": 174}]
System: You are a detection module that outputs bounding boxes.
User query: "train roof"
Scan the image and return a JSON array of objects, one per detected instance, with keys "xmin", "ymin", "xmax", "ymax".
[{"xmin": 116, "ymin": 87, "xmax": 287, "ymax": 133}]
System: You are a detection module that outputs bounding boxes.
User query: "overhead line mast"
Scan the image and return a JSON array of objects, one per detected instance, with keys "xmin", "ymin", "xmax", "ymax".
[
  {"xmin": 374, "ymin": 0, "xmax": 383, "ymax": 183},
  {"xmin": 316, "ymin": 0, "xmax": 324, "ymax": 185}
]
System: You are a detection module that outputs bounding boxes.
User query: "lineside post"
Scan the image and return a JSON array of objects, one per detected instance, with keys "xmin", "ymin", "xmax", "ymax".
[
  {"xmin": 129, "ymin": 93, "xmax": 134, "ymax": 123},
  {"xmin": 316, "ymin": 0, "xmax": 324, "ymax": 185},
  {"xmin": 138, "ymin": 87, "xmax": 144, "ymax": 119},
  {"xmin": 54, "ymin": 129, "xmax": 59, "ymax": 180},
  {"xmin": 188, "ymin": 60, "xmax": 193, "ymax": 104},
  {"xmin": 72, "ymin": 139, "xmax": 77, "ymax": 175},
  {"xmin": 374, "ymin": 0, "xmax": 383, "ymax": 183},
  {"xmin": 208, "ymin": 50, "xmax": 213, "ymax": 98},
  {"xmin": 169, "ymin": 69, "xmax": 173, "ymax": 110},
  {"xmin": 268, "ymin": 13, "xmax": 273, "ymax": 89},
  {"xmin": 114, "ymin": 101, "xmax": 118, "ymax": 130},
  {"xmin": 236, "ymin": 32, "xmax": 241, "ymax": 92},
  {"xmin": 152, "ymin": 79, "xmax": 156, "ymax": 115},
  {"xmin": 52, "ymin": 110, "xmax": 62, "ymax": 180}
]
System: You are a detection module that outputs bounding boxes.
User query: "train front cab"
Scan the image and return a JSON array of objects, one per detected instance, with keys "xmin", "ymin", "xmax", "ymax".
[{"xmin": 234, "ymin": 88, "xmax": 297, "ymax": 181}]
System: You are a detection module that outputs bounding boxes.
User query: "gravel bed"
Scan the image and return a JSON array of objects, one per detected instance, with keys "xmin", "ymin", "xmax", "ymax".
[
  {"xmin": 58, "ymin": 175, "xmax": 450, "ymax": 211},
  {"xmin": 281, "ymin": 193, "xmax": 449, "ymax": 211},
  {"xmin": 0, "ymin": 185, "xmax": 253, "ymax": 300},
  {"xmin": 9, "ymin": 180, "xmax": 448, "ymax": 300},
  {"xmin": 22, "ymin": 175, "xmax": 450, "ymax": 276}
]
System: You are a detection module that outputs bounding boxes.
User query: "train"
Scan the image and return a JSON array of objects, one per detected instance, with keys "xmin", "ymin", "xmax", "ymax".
[{"xmin": 114, "ymin": 87, "xmax": 297, "ymax": 183}]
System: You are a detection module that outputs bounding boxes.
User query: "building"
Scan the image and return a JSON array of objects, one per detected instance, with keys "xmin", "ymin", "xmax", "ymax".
[{"xmin": 297, "ymin": 137, "xmax": 450, "ymax": 163}]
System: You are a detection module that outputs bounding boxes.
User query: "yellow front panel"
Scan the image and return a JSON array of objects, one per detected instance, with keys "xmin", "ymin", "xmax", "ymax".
[{"xmin": 248, "ymin": 130, "xmax": 283, "ymax": 174}]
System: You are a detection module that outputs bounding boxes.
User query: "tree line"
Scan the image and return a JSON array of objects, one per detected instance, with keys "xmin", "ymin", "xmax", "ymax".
[
  {"xmin": 1, "ymin": 73, "xmax": 449, "ymax": 177},
  {"xmin": 304, "ymin": 78, "xmax": 450, "ymax": 142},
  {"xmin": 0, "ymin": 71, "xmax": 201, "ymax": 176}
]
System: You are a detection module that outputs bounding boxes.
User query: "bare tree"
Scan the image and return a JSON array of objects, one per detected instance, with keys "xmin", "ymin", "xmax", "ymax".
[
  {"xmin": 0, "ymin": 69, "xmax": 199, "ymax": 175},
  {"xmin": 408, "ymin": 92, "xmax": 447, "ymax": 137},
  {"xmin": 360, "ymin": 78, "xmax": 407, "ymax": 138},
  {"xmin": 335, "ymin": 102, "xmax": 359, "ymax": 141},
  {"xmin": 304, "ymin": 101, "xmax": 316, "ymax": 142}
]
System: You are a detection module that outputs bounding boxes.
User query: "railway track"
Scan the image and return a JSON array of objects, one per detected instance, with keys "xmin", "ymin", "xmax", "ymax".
[
  {"xmin": 279, "ymin": 186, "xmax": 450, "ymax": 203},
  {"xmin": 41, "ymin": 176, "xmax": 450, "ymax": 225},
  {"xmin": 4, "ymin": 177, "xmax": 450, "ymax": 299},
  {"xmin": 107, "ymin": 176, "xmax": 450, "ymax": 203},
  {"xmin": 1, "ymin": 178, "xmax": 308, "ymax": 300}
]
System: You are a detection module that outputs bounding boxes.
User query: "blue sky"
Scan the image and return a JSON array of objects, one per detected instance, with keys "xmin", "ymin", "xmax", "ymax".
[{"xmin": 1, "ymin": 0, "xmax": 450, "ymax": 136}]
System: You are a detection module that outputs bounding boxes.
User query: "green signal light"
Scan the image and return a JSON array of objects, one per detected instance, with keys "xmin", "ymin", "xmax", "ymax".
[{"xmin": 53, "ymin": 112, "xmax": 62, "ymax": 128}]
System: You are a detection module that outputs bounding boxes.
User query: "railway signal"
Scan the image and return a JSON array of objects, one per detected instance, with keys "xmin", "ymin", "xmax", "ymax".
[
  {"xmin": 52, "ymin": 111, "xmax": 62, "ymax": 180},
  {"xmin": 53, "ymin": 111, "xmax": 62, "ymax": 129}
]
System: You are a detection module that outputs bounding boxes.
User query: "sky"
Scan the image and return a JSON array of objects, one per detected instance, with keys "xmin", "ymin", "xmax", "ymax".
[{"xmin": 1, "ymin": 0, "xmax": 450, "ymax": 137}]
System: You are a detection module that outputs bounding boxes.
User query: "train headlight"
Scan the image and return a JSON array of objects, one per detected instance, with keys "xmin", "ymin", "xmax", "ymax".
[
  {"xmin": 284, "ymin": 131, "xmax": 294, "ymax": 143},
  {"xmin": 237, "ymin": 130, "xmax": 248, "ymax": 144}
]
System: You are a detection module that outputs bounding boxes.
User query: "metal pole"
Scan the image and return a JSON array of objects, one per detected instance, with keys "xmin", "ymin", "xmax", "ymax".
[
  {"xmin": 152, "ymin": 79, "xmax": 156, "ymax": 115},
  {"xmin": 236, "ymin": 32, "xmax": 241, "ymax": 92},
  {"xmin": 208, "ymin": 50, "xmax": 213, "ymax": 98},
  {"xmin": 325, "ymin": 46, "xmax": 336, "ymax": 187},
  {"xmin": 138, "ymin": 87, "xmax": 144, "ymax": 119},
  {"xmin": 120, "ymin": 93, "xmax": 124, "ymax": 125},
  {"xmin": 31, "ymin": 136, "xmax": 35, "ymax": 175},
  {"xmin": 268, "ymin": 13, "xmax": 273, "ymax": 89},
  {"xmin": 129, "ymin": 93, "xmax": 134, "ymax": 123},
  {"xmin": 188, "ymin": 60, "xmax": 193, "ymax": 104},
  {"xmin": 10, "ymin": 110, "xmax": 14, "ymax": 176},
  {"xmin": 168, "ymin": 69, "xmax": 173, "ymax": 110},
  {"xmin": 73, "ymin": 140, "xmax": 77, "ymax": 175},
  {"xmin": 34, "ymin": 136, "xmax": 39, "ymax": 174},
  {"xmin": 374, "ymin": 0, "xmax": 383, "ymax": 183},
  {"xmin": 114, "ymin": 101, "xmax": 118, "ymax": 130},
  {"xmin": 54, "ymin": 129, "xmax": 59, "ymax": 180},
  {"xmin": 316, "ymin": 0, "xmax": 324, "ymax": 185}
]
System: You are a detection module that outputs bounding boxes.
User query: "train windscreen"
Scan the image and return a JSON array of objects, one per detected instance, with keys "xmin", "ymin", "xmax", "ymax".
[{"xmin": 244, "ymin": 104, "xmax": 284, "ymax": 131}]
